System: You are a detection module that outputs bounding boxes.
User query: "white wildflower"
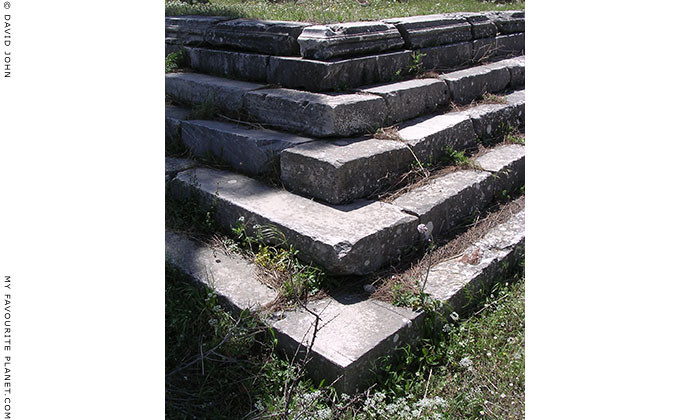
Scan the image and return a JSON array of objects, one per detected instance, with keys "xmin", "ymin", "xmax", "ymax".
[{"xmin": 449, "ymin": 311, "xmax": 459, "ymax": 322}]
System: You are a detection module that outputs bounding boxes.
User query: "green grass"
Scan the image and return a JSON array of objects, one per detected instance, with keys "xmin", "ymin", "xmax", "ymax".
[
  {"xmin": 165, "ymin": 0, "xmax": 525, "ymax": 24},
  {"xmin": 166, "ymin": 259, "xmax": 525, "ymax": 419}
]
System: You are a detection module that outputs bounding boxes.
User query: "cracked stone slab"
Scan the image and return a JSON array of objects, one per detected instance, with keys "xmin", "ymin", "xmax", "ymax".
[
  {"xmin": 165, "ymin": 104, "xmax": 192, "ymax": 147},
  {"xmin": 392, "ymin": 169, "xmax": 493, "ymax": 234},
  {"xmin": 486, "ymin": 11, "xmax": 525, "ymax": 34},
  {"xmin": 204, "ymin": 19, "xmax": 309, "ymax": 56},
  {"xmin": 243, "ymin": 89, "xmax": 388, "ymax": 137},
  {"xmin": 186, "ymin": 47, "xmax": 270, "ymax": 83},
  {"xmin": 465, "ymin": 90, "xmax": 525, "ymax": 142},
  {"xmin": 440, "ymin": 59, "xmax": 513, "ymax": 105},
  {"xmin": 502, "ymin": 55, "xmax": 525, "ymax": 88},
  {"xmin": 496, "ymin": 33, "xmax": 525, "ymax": 57},
  {"xmin": 165, "ymin": 16, "xmax": 230, "ymax": 46},
  {"xmin": 280, "ymin": 137, "xmax": 411, "ymax": 204},
  {"xmin": 384, "ymin": 14, "xmax": 473, "ymax": 49},
  {"xmin": 361, "ymin": 78, "xmax": 450, "ymax": 124},
  {"xmin": 165, "ymin": 72, "xmax": 264, "ymax": 114},
  {"xmin": 170, "ymin": 168, "xmax": 419, "ymax": 275},
  {"xmin": 397, "ymin": 110, "xmax": 478, "ymax": 163},
  {"xmin": 165, "ymin": 230, "xmax": 277, "ymax": 313},
  {"xmin": 419, "ymin": 41, "xmax": 473, "ymax": 71},
  {"xmin": 267, "ymin": 50, "xmax": 414, "ymax": 92},
  {"xmin": 298, "ymin": 22, "xmax": 405, "ymax": 60},
  {"xmin": 475, "ymin": 144, "xmax": 525, "ymax": 194},
  {"xmin": 270, "ymin": 295, "xmax": 422, "ymax": 393},
  {"xmin": 423, "ymin": 209, "xmax": 524, "ymax": 311},
  {"xmin": 180, "ymin": 120, "xmax": 313, "ymax": 175},
  {"xmin": 458, "ymin": 13, "xmax": 497, "ymax": 39},
  {"xmin": 165, "ymin": 157, "xmax": 196, "ymax": 181}
]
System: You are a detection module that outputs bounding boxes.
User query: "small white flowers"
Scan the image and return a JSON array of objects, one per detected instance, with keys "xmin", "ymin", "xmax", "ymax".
[
  {"xmin": 449, "ymin": 311, "xmax": 460, "ymax": 322},
  {"xmin": 416, "ymin": 221, "xmax": 434, "ymax": 241}
]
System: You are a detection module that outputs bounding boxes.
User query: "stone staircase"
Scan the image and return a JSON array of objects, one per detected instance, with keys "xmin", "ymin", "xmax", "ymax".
[{"xmin": 165, "ymin": 10, "xmax": 525, "ymax": 393}]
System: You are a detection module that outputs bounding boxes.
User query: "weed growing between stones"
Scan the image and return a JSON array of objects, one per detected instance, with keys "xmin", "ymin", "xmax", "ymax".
[{"xmin": 165, "ymin": 51, "xmax": 186, "ymax": 73}]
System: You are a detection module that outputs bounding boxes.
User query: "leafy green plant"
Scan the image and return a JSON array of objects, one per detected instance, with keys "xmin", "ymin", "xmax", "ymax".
[
  {"xmin": 408, "ymin": 51, "xmax": 427, "ymax": 75},
  {"xmin": 165, "ymin": 51, "xmax": 185, "ymax": 73}
]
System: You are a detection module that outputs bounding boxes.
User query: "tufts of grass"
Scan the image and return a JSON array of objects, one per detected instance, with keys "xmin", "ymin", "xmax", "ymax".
[{"xmin": 165, "ymin": 0, "xmax": 525, "ymax": 24}]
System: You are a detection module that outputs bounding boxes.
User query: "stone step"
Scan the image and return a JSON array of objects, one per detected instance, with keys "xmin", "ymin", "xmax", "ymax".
[
  {"xmin": 165, "ymin": 206, "xmax": 524, "ymax": 393},
  {"xmin": 169, "ymin": 168, "xmax": 419, "ymax": 275},
  {"xmin": 165, "ymin": 104, "xmax": 192, "ymax": 148},
  {"xmin": 179, "ymin": 120, "xmax": 313, "ymax": 175},
  {"xmin": 391, "ymin": 144, "xmax": 524, "ymax": 234},
  {"xmin": 165, "ymin": 72, "xmax": 265, "ymax": 114},
  {"xmin": 297, "ymin": 21, "xmax": 405, "ymax": 60},
  {"xmin": 169, "ymin": 142, "xmax": 523, "ymax": 276},
  {"xmin": 165, "ymin": 157, "xmax": 196, "ymax": 182},
  {"xmin": 166, "ymin": 56, "xmax": 522, "ymax": 138},
  {"xmin": 280, "ymin": 89, "xmax": 524, "ymax": 204}
]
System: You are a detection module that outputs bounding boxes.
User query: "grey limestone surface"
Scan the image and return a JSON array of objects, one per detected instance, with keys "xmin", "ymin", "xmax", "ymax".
[
  {"xmin": 465, "ymin": 89, "xmax": 525, "ymax": 141},
  {"xmin": 440, "ymin": 60, "xmax": 512, "ymax": 104},
  {"xmin": 298, "ymin": 22, "xmax": 405, "ymax": 60},
  {"xmin": 361, "ymin": 78, "xmax": 450, "ymax": 124},
  {"xmin": 205, "ymin": 19, "xmax": 309, "ymax": 56},
  {"xmin": 458, "ymin": 13, "xmax": 498, "ymax": 39},
  {"xmin": 486, "ymin": 11, "xmax": 525, "ymax": 35},
  {"xmin": 475, "ymin": 144, "xmax": 525, "ymax": 194},
  {"xmin": 186, "ymin": 47, "xmax": 270, "ymax": 82},
  {"xmin": 392, "ymin": 169, "xmax": 493, "ymax": 234},
  {"xmin": 165, "ymin": 157, "xmax": 196, "ymax": 181},
  {"xmin": 165, "ymin": 16, "xmax": 229, "ymax": 46},
  {"xmin": 384, "ymin": 14, "xmax": 473, "ymax": 49},
  {"xmin": 267, "ymin": 50, "xmax": 414, "ymax": 92},
  {"xmin": 165, "ymin": 230, "xmax": 277, "ymax": 313},
  {"xmin": 180, "ymin": 120, "xmax": 313, "ymax": 175},
  {"xmin": 165, "ymin": 104, "xmax": 192, "ymax": 147},
  {"xmin": 472, "ymin": 37, "xmax": 498, "ymax": 62},
  {"xmin": 502, "ymin": 55, "xmax": 525, "ymax": 88},
  {"xmin": 397, "ymin": 110, "xmax": 478, "ymax": 163},
  {"xmin": 419, "ymin": 41, "xmax": 473, "ymax": 71},
  {"xmin": 165, "ymin": 72, "xmax": 264, "ymax": 114},
  {"xmin": 280, "ymin": 137, "xmax": 411, "ymax": 204},
  {"xmin": 170, "ymin": 168, "xmax": 419, "ymax": 275},
  {"xmin": 270, "ymin": 295, "xmax": 422, "ymax": 393},
  {"xmin": 423, "ymin": 209, "xmax": 524, "ymax": 311},
  {"xmin": 243, "ymin": 89, "xmax": 388, "ymax": 137},
  {"xmin": 496, "ymin": 33, "xmax": 525, "ymax": 57}
]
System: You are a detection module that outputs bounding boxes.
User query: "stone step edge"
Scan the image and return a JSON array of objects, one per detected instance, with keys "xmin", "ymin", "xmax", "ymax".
[
  {"xmin": 279, "ymin": 90, "xmax": 525, "ymax": 205},
  {"xmin": 165, "ymin": 207, "xmax": 524, "ymax": 394},
  {"xmin": 166, "ymin": 56, "xmax": 524, "ymax": 138},
  {"xmin": 169, "ymin": 139, "xmax": 523, "ymax": 276},
  {"xmin": 165, "ymin": 11, "xmax": 524, "ymax": 60},
  {"xmin": 178, "ymin": 32, "xmax": 523, "ymax": 92}
]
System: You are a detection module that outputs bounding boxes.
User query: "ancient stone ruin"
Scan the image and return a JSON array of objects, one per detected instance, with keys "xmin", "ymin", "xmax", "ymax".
[{"xmin": 165, "ymin": 10, "xmax": 525, "ymax": 393}]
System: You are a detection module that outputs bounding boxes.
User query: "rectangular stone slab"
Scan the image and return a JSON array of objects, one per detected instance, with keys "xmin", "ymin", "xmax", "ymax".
[
  {"xmin": 384, "ymin": 14, "xmax": 473, "ymax": 49},
  {"xmin": 298, "ymin": 22, "xmax": 405, "ymax": 60},
  {"xmin": 243, "ymin": 89, "xmax": 388, "ymax": 137},
  {"xmin": 396, "ymin": 110, "xmax": 478, "ymax": 163},
  {"xmin": 180, "ymin": 120, "xmax": 313, "ymax": 175},
  {"xmin": 280, "ymin": 137, "xmax": 411, "ymax": 204},
  {"xmin": 472, "ymin": 37, "xmax": 498, "ymax": 62},
  {"xmin": 165, "ymin": 16, "xmax": 229, "ymax": 46},
  {"xmin": 465, "ymin": 90, "xmax": 525, "ymax": 142},
  {"xmin": 170, "ymin": 168, "xmax": 419, "ymax": 275},
  {"xmin": 496, "ymin": 33, "xmax": 525, "ymax": 57},
  {"xmin": 165, "ymin": 72, "xmax": 264, "ymax": 114},
  {"xmin": 440, "ymin": 59, "xmax": 512, "ymax": 104},
  {"xmin": 165, "ymin": 104, "xmax": 192, "ymax": 147},
  {"xmin": 423, "ymin": 209, "xmax": 524, "ymax": 311},
  {"xmin": 458, "ymin": 13, "xmax": 497, "ymax": 39},
  {"xmin": 475, "ymin": 144, "xmax": 525, "ymax": 194},
  {"xmin": 165, "ymin": 230, "xmax": 277, "ymax": 313},
  {"xmin": 361, "ymin": 78, "xmax": 450, "ymax": 124},
  {"xmin": 267, "ymin": 50, "xmax": 414, "ymax": 92},
  {"xmin": 270, "ymin": 295, "xmax": 422, "ymax": 394},
  {"xmin": 392, "ymin": 169, "xmax": 493, "ymax": 234},
  {"xmin": 419, "ymin": 41, "xmax": 473, "ymax": 72},
  {"xmin": 205, "ymin": 19, "xmax": 309, "ymax": 56},
  {"xmin": 185, "ymin": 47, "xmax": 270, "ymax": 82},
  {"xmin": 486, "ymin": 11, "xmax": 525, "ymax": 35},
  {"xmin": 504, "ymin": 55, "xmax": 525, "ymax": 88}
]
